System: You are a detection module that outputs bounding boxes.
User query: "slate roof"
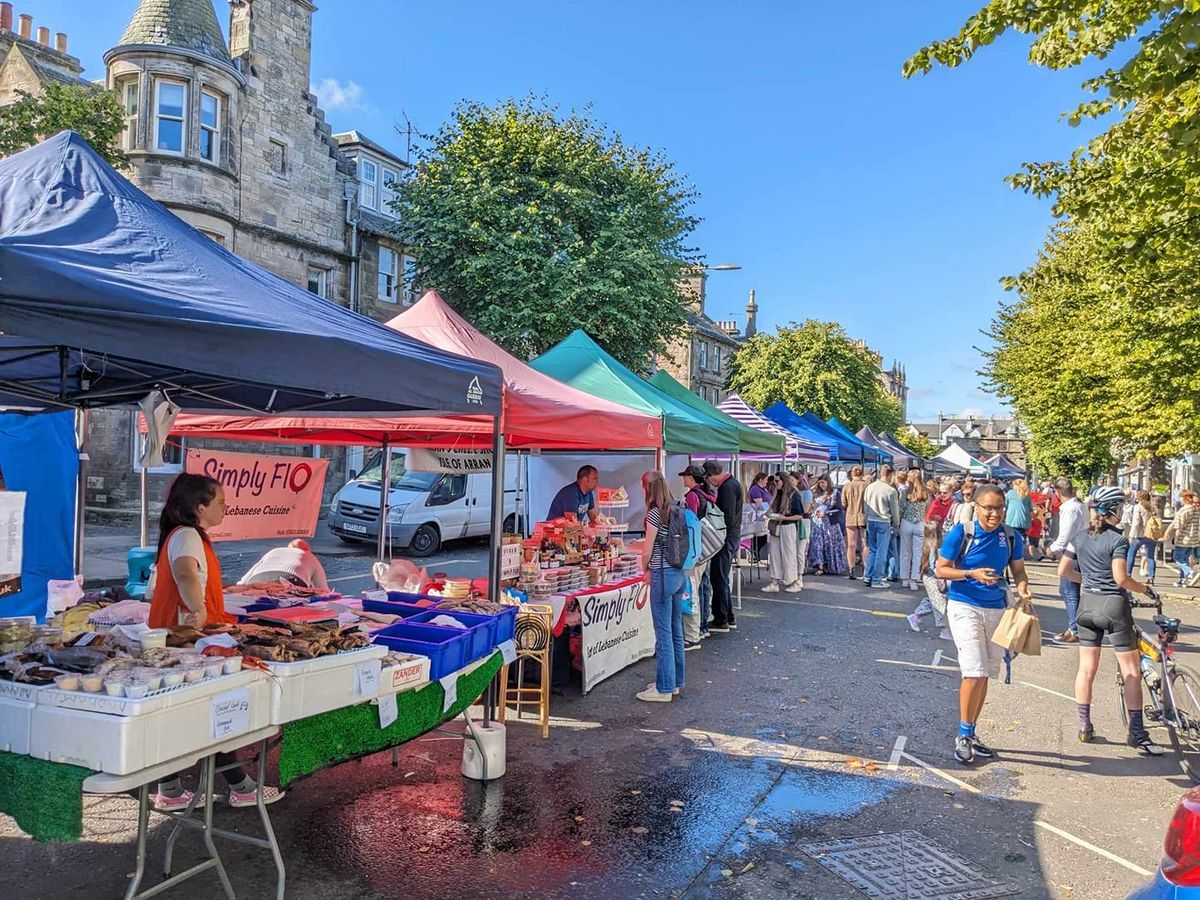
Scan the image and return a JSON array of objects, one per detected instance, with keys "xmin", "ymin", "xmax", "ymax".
[{"xmin": 118, "ymin": 0, "xmax": 231, "ymax": 64}]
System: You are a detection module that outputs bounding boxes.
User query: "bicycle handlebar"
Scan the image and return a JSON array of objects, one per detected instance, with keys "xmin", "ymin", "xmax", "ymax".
[{"xmin": 1130, "ymin": 588, "xmax": 1162, "ymax": 609}]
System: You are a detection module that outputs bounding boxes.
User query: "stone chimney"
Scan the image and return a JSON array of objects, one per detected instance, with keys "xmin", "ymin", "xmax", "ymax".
[
  {"xmin": 54, "ymin": 32, "xmax": 67, "ymax": 54},
  {"xmin": 744, "ymin": 289, "xmax": 758, "ymax": 338},
  {"xmin": 17, "ymin": 12, "xmax": 30, "ymax": 39},
  {"xmin": 35, "ymin": 25, "xmax": 48, "ymax": 46},
  {"xmin": 0, "ymin": 4, "xmax": 13, "ymax": 33}
]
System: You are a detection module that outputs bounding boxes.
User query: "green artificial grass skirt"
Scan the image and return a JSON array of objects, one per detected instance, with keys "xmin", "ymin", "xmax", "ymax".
[
  {"xmin": 278, "ymin": 651, "xmax": 503, "ymax": 787},
  {"xmin": 0, "ymin": 752, "xmax": 93, "ymax": 842}
]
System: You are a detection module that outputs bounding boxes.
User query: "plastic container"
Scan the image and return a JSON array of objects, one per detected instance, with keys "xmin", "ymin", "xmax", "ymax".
[
  {"xmin": 80, "ymin": 674, "xmax": 103, "ymax": 693},
  {"xmin": 264, "ymin": 645, "xmax": 387, "ymax": 725},
  {"xmin": 203, "ymin": 662, "xmax": 223, "ymax": 680},
  {"xmin": 0, "ymin": 696, "xmax": 34, "ymax": 754},
  {"xmin": 461, "ymin": 720, "xmax": 506, "ymax": 781},
  {"xmin": 125, "ymin": 682, "xmax": 149, "ymax": 699},
  {"xmin": 409, "ymin": 611, "xmax": 496, "ymax": 664},
  {"xmin": 362, "ymin": 598, "xmax": 432, "ymax": 619},
  {"xmin": 435, "ymin": 603, "xmax": 517, "ymax": 645},
  {"xmin": 139, "ymin": 628, "xmax": 169, "ymax": 650},
  {"xmin": 54, "ymin": 674, "xmax": 80, "ymax": 692},
  {"xmin": 104, "ymin": 680, "xmax": 126, "ymax": 697},
  {"xmin": 384, "ymin": 591, "xmax": 441, "ymax": 607},
  {"xmin": 223, "ymin": 657, "xmax": 243, "ymax": 675},
  {"xmin": 162, "ymin": 670, "xmax": 185, "ymax": 687},
  {"xmin": 372, "ymin": 622, "xmax": 469, "ymax": 680}
]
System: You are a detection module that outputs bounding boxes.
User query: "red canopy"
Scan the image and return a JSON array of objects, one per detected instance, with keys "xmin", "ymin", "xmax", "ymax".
[{"xmin": 169, "ymin": 291, "xmax": 662, "ymax": 450}]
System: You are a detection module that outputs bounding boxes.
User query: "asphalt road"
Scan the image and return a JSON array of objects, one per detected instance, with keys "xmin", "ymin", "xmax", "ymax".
[{"xmin": 2, "ymin": 556, "xmax": 1188, "ymax": 899}]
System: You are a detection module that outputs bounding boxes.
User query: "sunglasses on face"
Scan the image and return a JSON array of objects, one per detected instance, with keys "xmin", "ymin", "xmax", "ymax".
[{"xmin": 978, "ymin": 505, "xmax": 1005, "ymax": 514}]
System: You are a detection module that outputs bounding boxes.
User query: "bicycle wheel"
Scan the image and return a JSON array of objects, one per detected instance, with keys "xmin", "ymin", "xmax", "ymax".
[{"xmin": 1164, "ymin": 664, "xmax": 1200, "ymax": 785}]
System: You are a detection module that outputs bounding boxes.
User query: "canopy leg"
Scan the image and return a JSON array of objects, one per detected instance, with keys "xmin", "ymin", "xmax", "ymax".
[
  {"xmin": 376, "ymin": 438, "xmax": 390, "ymax": 562},
  {"xmin": 73, "ymin": 410, "xmax": 89, "ymax": 579},
  {"xmin": 488, "ymin": 424, "xmax": 505, "ymax": 603}
]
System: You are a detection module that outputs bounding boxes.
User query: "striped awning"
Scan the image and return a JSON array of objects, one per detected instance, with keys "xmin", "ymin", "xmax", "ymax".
[{"xmin": 717, "ymin": 393, "xmax": 830, "ymax": 464}]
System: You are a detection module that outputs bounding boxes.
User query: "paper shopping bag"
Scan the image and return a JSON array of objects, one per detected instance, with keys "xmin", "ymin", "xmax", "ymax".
[{"xmin": 991, "ymin": 602, "xmax": 1042, "ymax": 657}]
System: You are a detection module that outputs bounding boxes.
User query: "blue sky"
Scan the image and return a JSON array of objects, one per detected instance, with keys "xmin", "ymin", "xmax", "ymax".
[{"xmin": 38, "ymin": 0, "xmax": 1106, "ymax": 422}]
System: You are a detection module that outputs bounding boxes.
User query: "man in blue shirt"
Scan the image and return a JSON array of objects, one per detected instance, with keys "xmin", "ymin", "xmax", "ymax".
[
  {"xmin": 547, "ymin": 465, "xmax": 599, "ymax": 523},
  {"xmin": 936, "ymin": 484, "xmax": 1032, "ymax": 765}
]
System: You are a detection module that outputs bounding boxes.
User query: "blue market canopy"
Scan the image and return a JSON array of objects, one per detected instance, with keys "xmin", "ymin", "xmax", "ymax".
[
  {"xmin": 860, "ymin": 426, "xmax": 917, "ymax": 468},
  {"xmin": 826, "ymin": 417, "xmax": 890, "ymax": 465},
  {"xmin": 0, "ymin": 132, "xmax": 502, "ymax": 415},
  {"xmin": 984, "ymin": 453, "xmax": 1026, "ymax": 478},
  {"xmin": 762, "ymin": 404, "xmax": 858, "ymax": 462}
]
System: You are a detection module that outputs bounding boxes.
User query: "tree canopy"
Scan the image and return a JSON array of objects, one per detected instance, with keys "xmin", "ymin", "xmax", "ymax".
[
  {"xmin": 0, "ymin": 84, "xmax": 125, "ymax": 165},
  {"xmin": 892, "ymin": 428, "xmax": 939, "ymax": 460},
  {"xmin": 906, "ymin": 1, "xmax": 1200, "ymax": 478},
  {"xmin": 391, "ymin": 98, "xmax": 700, "ymax": 370},
  {"xmin": 726, "ymin": 320, "xmax": 902, "ymax": 433}
]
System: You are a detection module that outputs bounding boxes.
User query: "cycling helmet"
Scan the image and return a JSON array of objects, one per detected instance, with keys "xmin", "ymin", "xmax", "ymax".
[{"xmin": 1092, "ymin": 486, "xmax": 1126, "ymax": 516}]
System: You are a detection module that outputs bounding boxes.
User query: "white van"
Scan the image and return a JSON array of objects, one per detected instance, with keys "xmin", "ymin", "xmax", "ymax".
[{"xmin": 327, "ymin": 450, "xmax": 521, "ymax": 556}]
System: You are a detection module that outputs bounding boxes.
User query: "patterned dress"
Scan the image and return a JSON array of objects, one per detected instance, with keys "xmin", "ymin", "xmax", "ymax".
[{"xmin": 807, "ymin": 491, "xmax": 848, "ymax": 574}]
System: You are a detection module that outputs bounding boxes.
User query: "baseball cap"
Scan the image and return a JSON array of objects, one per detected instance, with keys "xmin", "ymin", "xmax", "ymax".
[{"xmin": 679, "ymin": 465, "xmax": 705, "ymax": 481}]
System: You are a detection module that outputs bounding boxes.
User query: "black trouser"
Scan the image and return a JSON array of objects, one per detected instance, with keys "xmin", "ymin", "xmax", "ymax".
[
  {"xmin": 551, "ymin": 628, "xmax": 574, "ymax": 688},
  {"xmin": 710, "ymin": 540, "xmax": 736, "ymax": 626}
]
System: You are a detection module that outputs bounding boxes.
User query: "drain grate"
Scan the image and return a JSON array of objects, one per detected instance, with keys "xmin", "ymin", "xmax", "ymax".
[{"xmin": 796, "ymin": 830, "xmax": 1021, "ymax": 899}]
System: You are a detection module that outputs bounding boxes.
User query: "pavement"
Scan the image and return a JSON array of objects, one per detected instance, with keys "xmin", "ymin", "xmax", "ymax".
[{"xmin": 2, "ymin": 555, "xmax": 1191, "ymax": 898}]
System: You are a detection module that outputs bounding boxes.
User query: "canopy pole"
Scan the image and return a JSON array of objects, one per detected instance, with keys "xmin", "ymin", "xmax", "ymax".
[
  {"xmin": 73, "ymin": 410, "xmax": 89, "ymax": 579},
  {"xmin": 139, "ymin": 467, "xmax": 149, "ymax": 548},
  {"xmin": 376, "ymin": 438, "xmax": 390, "ymax": 562},
  {"xmin": 487, "ymin": 422, "xmax": 505, "ymax": 603}
]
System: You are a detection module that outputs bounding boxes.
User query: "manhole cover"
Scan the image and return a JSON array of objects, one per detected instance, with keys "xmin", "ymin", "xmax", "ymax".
[{"xmin": 796, "ymin": 830, "xmax": 1021, "ymax": 899}]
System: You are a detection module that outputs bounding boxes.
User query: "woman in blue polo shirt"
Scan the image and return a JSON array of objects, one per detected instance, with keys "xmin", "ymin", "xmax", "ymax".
[{"xmin": 936, "ymin": 484, "xmax": 1032, "ymax": 765}]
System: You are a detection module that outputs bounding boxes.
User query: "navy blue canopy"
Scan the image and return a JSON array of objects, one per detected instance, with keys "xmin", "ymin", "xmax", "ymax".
[
  {"xmin": 763, "ymin": 403, "xmax": 860, "ymax": 463},
  {"xmin": 0, "ymin": 132, "xmax": 502, "ymax": 416}
]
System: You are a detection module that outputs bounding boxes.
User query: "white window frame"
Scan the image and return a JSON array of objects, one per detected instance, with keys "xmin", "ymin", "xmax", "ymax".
[
  {"xmin": 306, "ymin": 266, "xmax": 328, "ymax": 298},
  {"xmin": 120, "ymin": 78, "xmax": 139, "ymax": 152},
  {"xmin": 699, "ymin": 341, "xmax": 708, "ymax": 370},
  {"xmin": 153, "ymin": 78, "xmax": 187, "ymax": 155},
  {"xmin": 714, "ymin": 346, "xmax": 721, "ymax": 374},
  {"xmin": 199, "ymin": 88, "xmax": 222, "ymax": 165},
  {"xmin": 377, "ymin": 246, "xmax": 398, "ymax": 303},
  {"xmin": 381, "ymin": 167, "xmax": 399, "ymax": 215},
  {"xmin": 359, "ymin": 158, "xmax": 378, "ymax": 210},
  {"xmin": 131, "ymin": 420, "xmax": 185, "ymax": 474}
]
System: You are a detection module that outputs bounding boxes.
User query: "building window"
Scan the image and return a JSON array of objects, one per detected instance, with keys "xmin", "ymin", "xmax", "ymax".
[
  {"xmin": 700, "ymin": 386, "xmax": 708, "ymax": 402},
  {"xmin": 401, "ymin": 254, "xmax": 419, "ymax": 304},
  {"xmin": 714, "ymin": 347, "xmax": 721, "ymax": 374},
  {"xmin": 699, "ymin": 341, "xmax": 708, "ymax": 370},
  {"xmin": 199, "ymin": 89, "xmax": 222, "ymax": 164},
  {"xmin": 269, "ymin": 139, "xmax": 287, "ymax": 175},
  {"xmin": 153, "ymin": 79, "xmax": 187, "ymax": 154},
  {"xmin": 131, "ymin": 420, "xmax": 185, "ymax": 474},
  {"xmin": 359, "ymin": 158, "xmax": 377, "ymax": 210},
  {"xmin": 199, "ymin": 229, "xmax": 225, "ymax": 246},
  {"xmin": 378, "ymin": 247, "xmax": 398, "ymax": 302},
  {"xmin": 120, "ymin": 78, "xmax": 138, "ymax": 151},
  {"xmin": 381, "ymin": 167, "xmax": 399, "ymax": 215},
  {"xmin": 306, "ymin": 266, "xmax": 328, "ymax": 298}
]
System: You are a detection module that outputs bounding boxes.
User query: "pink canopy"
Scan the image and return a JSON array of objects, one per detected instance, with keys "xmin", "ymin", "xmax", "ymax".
[{"xmin": 169, "ymin": 291, "xmax": 662, "ymax": 450}]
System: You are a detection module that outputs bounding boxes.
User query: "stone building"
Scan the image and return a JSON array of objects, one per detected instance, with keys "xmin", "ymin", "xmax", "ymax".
[
  {"xmin": 905, "ymin": 416, "xmax": 1028, "ymax": 468},
  {"xmin": 0, "ymin": 0, "xmax": 415, "ymax": 520},
  {"xmin": 657, "ymin": 272, "xmax": 757, "ymax": 405}
]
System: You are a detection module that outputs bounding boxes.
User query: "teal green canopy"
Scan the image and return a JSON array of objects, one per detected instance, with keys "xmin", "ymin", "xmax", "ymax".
[
  {"xmin": 648, "ymin": 371, "xmax": 784, "ymax": 456},
  {"xmin": 530, "ymin": 331, "xmax": 740, "ymax": 454}
]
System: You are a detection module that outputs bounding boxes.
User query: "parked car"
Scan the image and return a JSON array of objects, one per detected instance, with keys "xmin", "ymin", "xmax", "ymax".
[
  {"xmin": 1129, "ymin": 788, "xmax": 1200, "ymax": 899},
  {"xmin": 327, "ymin": 450, "xmax": 520, "ymax": 556}
]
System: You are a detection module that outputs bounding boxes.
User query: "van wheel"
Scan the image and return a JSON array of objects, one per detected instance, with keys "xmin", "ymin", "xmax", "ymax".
[
  {"xmin": 503, "ymin": 514, "xmax": 517, "ymax": 534},
  {"xmin": 409, "ymin": 524, "xmax": 440, "ymax": 557}
]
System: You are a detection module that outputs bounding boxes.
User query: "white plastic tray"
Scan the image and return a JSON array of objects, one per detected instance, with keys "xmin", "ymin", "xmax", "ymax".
[
  {"xmin": 0, "ymin": 695, "xmax": 34, "ymax": 754},
  {"xmin": 35, "ymin": 668, "xmax": 255, "ymax": 717},
  {"xmin": 267, "ymin": 645, "xmax": 387, "ymax": 725}
]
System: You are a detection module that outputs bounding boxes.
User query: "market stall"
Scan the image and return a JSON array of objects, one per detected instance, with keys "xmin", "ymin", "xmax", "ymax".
[
  {"xmin": 761, "ymin": 404, "xmax": 853, "ymax": 463},
  {"xmin": 0, "ymin": 132, "xmax": 514, "ymax": 897},
  {"xmin": 647, "ymin": 371, "xmax": 785, "ymax": 458},
  {"xmin": 984, "ymin": 453, "xmax": 1026, "ymax": 479},
  {"xmin": 825, "ymin": 417, "xmax": 891, "ymax": 465},
  {"xmin": 716, "ymin": 392, "xmax": 831, "ymax": 465},
  {"xmin": 860, "ymin": 426, "xmax": 922, "ymax": 470}
]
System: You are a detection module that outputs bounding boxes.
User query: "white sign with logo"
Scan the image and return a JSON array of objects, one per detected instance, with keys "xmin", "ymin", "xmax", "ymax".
[
  {"xmin": 211, "ymin": 687, "xmax": 252, "ymax": 740},
  {"xmin": 406, "ymin": 448, "xmax": 493, "ymax": 474},
  {"xmin": 577, "ymin": 576, "xmax": 654, "ymax": 693}
]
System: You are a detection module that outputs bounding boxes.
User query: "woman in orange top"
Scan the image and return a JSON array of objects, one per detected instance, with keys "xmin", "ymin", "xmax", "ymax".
[{"xmin": 148, "ymin": 474, "xmax": 283, "ymax": 810}]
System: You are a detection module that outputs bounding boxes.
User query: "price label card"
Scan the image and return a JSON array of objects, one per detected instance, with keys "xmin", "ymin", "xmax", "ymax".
[
  {"xmin": 378, "ymin": 692, "xmax": 398, "ymax": 729},
  {"xmin": 439, "ymin": 672, "xmax": 458, "ymax": 714},
  {"xmin": 356, "ymin": 661, "xmax": 381, "ymax": 697},
  {"xmin": 212, "ymin": 688, "xmax": 251, "ymax": 740},
  {"xmin": 363, "ymin": 589, "xmax": 388, "ymax": 603},
  {"xmin": 75, "ymin": 631, "xmax": 99, "ymax": 647},
  {"xmin": 498, "ymin": 639, "xmax": 517, "ymax": 665}
]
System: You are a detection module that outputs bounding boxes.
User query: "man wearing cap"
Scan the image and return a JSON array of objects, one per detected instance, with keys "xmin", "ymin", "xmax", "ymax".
[
  {"xmin": 704, "ymin": 460, "xmax": 743, "ymax": 632},
  {"xmin": 680, "ymin": 465, "xmax": 717, "ymax": 647}
]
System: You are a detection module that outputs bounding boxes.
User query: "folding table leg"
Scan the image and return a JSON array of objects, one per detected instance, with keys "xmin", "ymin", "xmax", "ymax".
[
  {"xmin": 124, "ymin": 784, "xmax": 151, "ymax": 900},
  {"xmin": 255, "ymin": 738, "xmax": 286, "ymax": 900},
  {"xmin": 200, "ymin": 755, "xmax": 236, "ymax": 900}
]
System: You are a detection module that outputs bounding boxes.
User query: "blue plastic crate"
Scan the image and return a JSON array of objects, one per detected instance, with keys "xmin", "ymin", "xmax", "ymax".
[
  {"xmin": 362, "ymin": 599, "xmax": 432, "ymax": 619},
  {"xmin": 434, "ymin": 604, "xmax": 518, "ymax": 645},
  {"xmin": 385, "ymin": 591, "xmax": 440, "ymax": 605},
  {"xmin": 372, "ymin": 621, "xmax": 468, "ymax": 680},
  {"xmin": 409, "ymin": 611, "xmax": 497, "ymax": 663}
]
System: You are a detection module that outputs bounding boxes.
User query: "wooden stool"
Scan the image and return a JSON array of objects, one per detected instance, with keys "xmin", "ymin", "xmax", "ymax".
[{"xmin": 497, "ymin": 604, "xmax": 553, "ymax": 739}]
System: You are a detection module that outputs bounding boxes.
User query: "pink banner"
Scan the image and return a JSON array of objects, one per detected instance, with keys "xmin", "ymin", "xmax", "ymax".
[{"xmin": 184, "ymin": 448, "xmax": 329, "ymax": 542}]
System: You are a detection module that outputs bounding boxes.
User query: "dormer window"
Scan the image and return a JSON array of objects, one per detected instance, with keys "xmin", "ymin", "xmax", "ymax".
[
  {"xmin": 200, "ymin": 89, "xmax": 222, "ymax": 164},
  {"xmin": 154, "ymin": 78, "xmax": 187, "ymax": 154},
  {"xmin": 359, "ymin": 159, "xmax": 378, "ymax": 209}
]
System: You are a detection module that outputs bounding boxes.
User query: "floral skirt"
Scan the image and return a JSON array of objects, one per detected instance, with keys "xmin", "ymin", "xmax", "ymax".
[{"xmin": 807, "ymin": 519, "xmax": 848, "ymax": 574}]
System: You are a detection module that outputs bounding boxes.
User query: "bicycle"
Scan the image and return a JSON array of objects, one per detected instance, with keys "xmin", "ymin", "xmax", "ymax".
[{"xmin": 1117, "ymin": 587, "xmax": 1200, "ymax": 783}]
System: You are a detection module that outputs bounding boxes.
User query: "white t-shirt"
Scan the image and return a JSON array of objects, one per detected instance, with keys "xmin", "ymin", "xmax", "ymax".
[{"xmin": 167, "ymin": 526, "xmax": 208, "ymax": 586}]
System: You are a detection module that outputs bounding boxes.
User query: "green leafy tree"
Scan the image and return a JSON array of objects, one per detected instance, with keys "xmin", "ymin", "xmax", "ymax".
[
  {"xmin": 0, "ymin": 83, "xmax": 126, "ymax": 165},
  {"xmin": 726, "ymin": 321, "xmax": 902, "ymax": 432},
  {"xmin": 391, "ymin": 98, "xmax": 700, "ymax": 369},
  {"xmin": 905, "ymin": 1, "xmax": 1200, "ymax": 473},
  {"xmin": 892, "ymin": 428, "xmax": 939, "ymax": 460}
]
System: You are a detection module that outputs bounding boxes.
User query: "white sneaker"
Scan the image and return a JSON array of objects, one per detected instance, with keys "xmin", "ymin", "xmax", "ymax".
[
  {"xmin": 908, "ymin": 582, "xmax": 919, "ymax": 591},
  {"xmin": 637, "ymin": 686, "xmax": 673, "ymax": 702},
  {"xmin": 938, "ymin": 627, "xmax": 953, "ymax": 641},
  {"xmin": 785, "ymin": 580, "xmax": 804, "ymax": 593},
  {"xmin": 762, "ymin": 582, "xmax": 781, "ymax": 593},
  {"xmin": 901, "ymin": 580, "xmax": 911, "ymax": 590},
  {"xmin": 646, "ymin": 682, "xmax": 681, "ymax": 696},
  {"xmin": 906, "ymin": 612, "xmax": 922, "ymax": 633}
]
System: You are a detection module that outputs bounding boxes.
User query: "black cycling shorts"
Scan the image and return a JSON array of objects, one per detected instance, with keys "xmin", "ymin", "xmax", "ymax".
[{"xmin": 1076, "ymin": 591, "xmax": 1137, "ymax": 652}]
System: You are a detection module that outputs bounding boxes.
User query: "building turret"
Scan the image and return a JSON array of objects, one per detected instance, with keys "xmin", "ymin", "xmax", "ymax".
[{"xmin": 745, "ymin": 289, "xmax": 758, "ymax": 338}]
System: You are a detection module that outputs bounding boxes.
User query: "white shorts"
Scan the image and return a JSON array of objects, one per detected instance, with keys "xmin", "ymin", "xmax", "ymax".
[{"xmin": 946, "ymin": 601, "xmax": 1006, "ymax": 679}]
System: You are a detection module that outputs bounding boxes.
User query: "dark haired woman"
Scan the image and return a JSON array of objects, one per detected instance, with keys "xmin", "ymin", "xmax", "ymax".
[
  {"xmin": 147, "ymin": 474, "xmax": 285, "ymax": 809},
  {"xmin": 1059, "ymin": 486, "xmax": 1163, "ymax": 756}
]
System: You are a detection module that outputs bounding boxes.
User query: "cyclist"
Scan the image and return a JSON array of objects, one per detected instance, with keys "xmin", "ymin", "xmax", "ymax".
[{"xmin": 1058, "ymin": 485, "xmax": 1163, "ymax": 756}]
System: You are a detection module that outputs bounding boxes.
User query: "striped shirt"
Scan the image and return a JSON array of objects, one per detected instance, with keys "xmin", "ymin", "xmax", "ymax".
[
  {"xmin": 1174, "ymin": 505, "xmax": 1200, "ymax": 547},
  {"xmin": 646, "ymin": 506, "xmax": 668, "ymax": 569}
]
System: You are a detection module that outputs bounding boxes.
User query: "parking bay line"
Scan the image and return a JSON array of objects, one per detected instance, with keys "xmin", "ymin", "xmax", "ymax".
[{"xmin": 892, "ymin": 741, "xmax": 1152, "ymax": 877}]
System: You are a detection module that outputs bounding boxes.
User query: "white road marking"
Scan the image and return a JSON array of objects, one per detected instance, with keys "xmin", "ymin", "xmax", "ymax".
[
  {"xmin": 932, "ymin": 649, "xmax": 942, "ymax": 667},
  {"xmin": 875, "ymin": 658, "xmax": 959, "ymax": 673},
  {"xmin": 888, "ymin": 735, "xmax": 907, "ymax": 770},
  {"xmin": 1032, "ymin": 820, "xmax": 1152, "ymax": 877},
  {"xmin": 1019, "ymin": 681, "xmax": 1076, "ymax": 703},
  {"xmin": 898, "ymin": 750, "xmax": 982, "ymax": 794},
  {"xmin": 328, "ymin": 572, "xmax": 372, "ymax": 584}
]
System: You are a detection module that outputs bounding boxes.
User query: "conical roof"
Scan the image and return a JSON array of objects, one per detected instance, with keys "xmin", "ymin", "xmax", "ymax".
[{"xmin": 118, "ymin": 0, "xmax": 231, "ymax": 64}]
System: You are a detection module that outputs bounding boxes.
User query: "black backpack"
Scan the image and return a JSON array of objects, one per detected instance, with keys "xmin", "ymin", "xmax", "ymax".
[{"xmin": 663, "ymin": 500, "xmax": 691, "ymax": 569}]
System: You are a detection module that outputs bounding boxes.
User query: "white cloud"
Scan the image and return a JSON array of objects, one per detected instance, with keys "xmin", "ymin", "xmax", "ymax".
[{"xmin": 312, "ymin": 78, "xmax": 367, "ymax": 112}]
